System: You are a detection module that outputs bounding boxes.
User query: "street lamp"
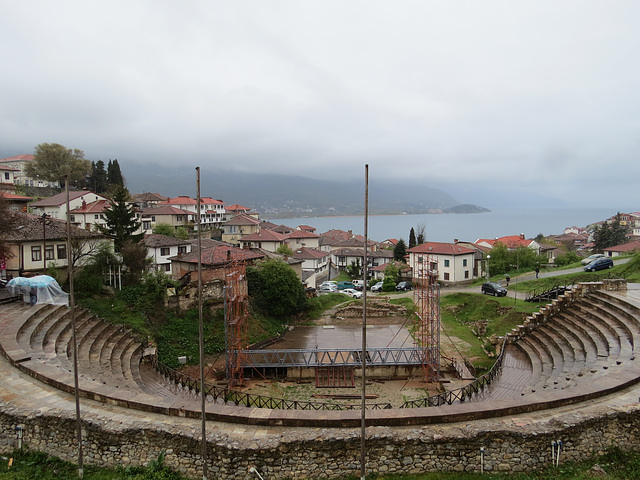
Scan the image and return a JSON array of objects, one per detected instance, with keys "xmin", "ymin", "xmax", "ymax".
[{"xmin": 486, "ymin": 255, "xmax": 491, "ymax": 279}]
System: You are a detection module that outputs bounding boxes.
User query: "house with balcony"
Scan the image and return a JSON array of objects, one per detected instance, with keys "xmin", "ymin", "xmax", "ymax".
[
  {"xmin": 407, "ymin": 242, "xmax": 476, "ymax": 285},
  {"xmin": 0, "ymin": 155, "xmax": 60, "ymax": 188},
  {"xmin": 292, "ymin": 247, "xmax": 330, "ymax": 286},
  {"xmin": 139, "ymin": 206, "xmax": 194, "ymax": 234}
]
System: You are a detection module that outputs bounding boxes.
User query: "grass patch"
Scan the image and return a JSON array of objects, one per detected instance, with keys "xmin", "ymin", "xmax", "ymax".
[
  {"xmin": 307, "ymin": 293, "xmax": 353, "ymax": 319},
  {"xmin": 440, "ymin": 293, "xmax": 543, "ymax": 370}
]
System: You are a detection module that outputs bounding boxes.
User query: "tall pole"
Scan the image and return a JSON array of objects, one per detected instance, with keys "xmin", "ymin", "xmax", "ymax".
[
  {"xmin": 360, "ymin": 164, "xmax": 369, "ymax": 480},
  {"xmin": 42, "ymin": 213, "xmax": 47, "ymax": 275},
  {"xmin": 196, "ymin": 167, "xmax": 208, "ymax": 480},
  {"xmin": 65, "ymin": 176, "xmax": 83, "ymax": 478}
]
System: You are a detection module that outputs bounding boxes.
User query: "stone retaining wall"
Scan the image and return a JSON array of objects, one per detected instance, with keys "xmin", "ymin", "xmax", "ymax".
[{"xmin": 1, "ymin": 402, "xmax": 640, "ymax": 479}]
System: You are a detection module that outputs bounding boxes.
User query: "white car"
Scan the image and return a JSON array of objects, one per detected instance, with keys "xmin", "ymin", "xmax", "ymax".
[
  {"xmin": 581, "ymin": 254, "xmax": 606, "ymax": 265},
  {"xmin": 341, "ymin": 288, "xmax": 363, "ymax": 299},
  {"xmin": 318, "ymin": 284, "xmax": 338, "ymax": 293}
]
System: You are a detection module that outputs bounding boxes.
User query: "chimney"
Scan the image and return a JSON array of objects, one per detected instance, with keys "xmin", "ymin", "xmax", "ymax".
[
  {"xmin": 454, "ymin": 238, "xmax": 459, "ymax": 244},
  {"xmin": 520, "ymin": 233, "xmax": 525, "ymax": 239}
]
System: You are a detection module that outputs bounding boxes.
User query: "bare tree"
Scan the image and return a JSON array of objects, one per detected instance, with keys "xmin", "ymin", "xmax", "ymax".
[{"xmin": 415, "ymin": 221, "xmax": 427, "ymax": 245}]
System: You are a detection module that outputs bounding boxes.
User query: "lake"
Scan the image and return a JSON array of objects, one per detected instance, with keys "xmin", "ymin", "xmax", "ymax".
[{"xmin": 274, "ymin": 207, "xmax": 617, "ymax": 243}]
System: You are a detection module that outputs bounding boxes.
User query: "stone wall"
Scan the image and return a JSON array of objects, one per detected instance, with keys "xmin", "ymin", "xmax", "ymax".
[{"xmin": 1, "ymin": 402, "xmax": 640, "ymax": 479}]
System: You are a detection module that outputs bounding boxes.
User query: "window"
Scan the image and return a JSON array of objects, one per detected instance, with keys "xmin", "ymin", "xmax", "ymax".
[
  {"xmin": 178, "ymin": 246, "xmax": 187, "ymax": 254},
  {"xmin": 444, "ymin": 259, "xmax": 450, "ymax": 267},
  {"xmin": 465, "ymin": 270, "xmax": 469, "ymax": 279},
  {"xmin": 143, "ymin": 221, "xmax": 151, "ymax": 230},
  {"xmin": 57, "ymin": 244, "xmax": 67, "ymax": 260},
  {"xmin": 45, "ymin": 245, "xmax": 55, "ymax": 261},
  {"xmin": 160, "ymin": 247, "xmax": 170, "ymax": 256},
  {"xmin": 4, "ymin": 172, "xmax": 9, "ymax": 180},
  {"xmin": 151, "ymin": 216, "xmax": 155, "ymax": 222},
  {"xmin": 162, "ymin": 263, "xmax": 171, "ymax": 272},
  {"xmin": 70, "ymin": 215, "xmax": 75, "ymax": 222},
  {"xmin": 444, "ymin": 272, "xmax": 450, "ymax": 281},
  {"xmin": 177, "ymin": 216, "xmax": 183, "ymax": 222},
  {"xmin": 463, "ymin": 259, "xmax": 468, "ymax": 267},
  {"xmin": 94, "ymin": 214, "xmax": 99, "ymax": 220},
  {"xmin": 31, "ymin": 246, "xmax": 42, "ymax": 262}
]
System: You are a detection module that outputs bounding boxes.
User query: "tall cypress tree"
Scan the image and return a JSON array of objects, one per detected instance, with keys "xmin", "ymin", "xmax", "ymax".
[
  {"xmin": 107, "ymin": 159, "xmax": 124, "ymax": 188},
  {"xmin": 409, "ymin": 227, "xmax": 417, "ymax": 249},
  {"xmin": 90, "ymin": 160, "xmax": 108, "ymax": 193}
]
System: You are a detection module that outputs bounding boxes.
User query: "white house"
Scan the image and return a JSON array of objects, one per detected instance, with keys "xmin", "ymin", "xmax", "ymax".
[
  {"xmin": 239, "ymin": 229, "xmax": 288, "ymax": 252},
  {"xmin": 407, "ymin": 242, "xmax": 476, "ymax": 285},
  {"xmin": 142, "ymin": 234, "xmax": 192, "ymax": 274},
  {"xmin": 30, "ymin": 191, "xmax": 110, "ymax": 220},
  {"xmin": 0, "ymin": 154, "xmax": 60, "ymax": 188}
]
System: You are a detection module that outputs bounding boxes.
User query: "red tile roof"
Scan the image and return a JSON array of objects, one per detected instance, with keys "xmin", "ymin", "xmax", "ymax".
[
  {"xmin": 201, "ymin": 197, "xmax": 224, "ymax": 205},
  {"xmin": 69, "ymin": 200, "xmax": 109, "ymax": 214},
  {"xmin": 0, "ymin": 165, "xmax": 19, "ymax": 171},
  {"xmin": 604, "ymin": 241, "xmax": 640, "ymax": 253},
  {"xmin": 287, "ymin": 230, "xmax": 320, "ymax": 239},
  {"xmin": 30, "ymin": 191, "xmax": 101, "ymax": 207},
  {"xmin": 225, "ymin": 214, "xmax": 261, "ymax": 226},
  {"xmin": 0, "ymin": 192, "xmax": 32, "ymax": 201},
  {"xmin": 240, "ymin": 230, "xmax": 288, "ymax": 242},
  {"xmin": 141, "ymin": 205, "xmax": 193, "ymax": 216},
  {"xmin": 158, "ymin": 196, "xmax": 198, "ymax": 206},
  {"xmin": 175, "ymin": 245, "xmax": 265, "ymax": 266},
  {"xmin": 409, "ymin": 242, "xmax": 476, "ymax": 255},
  {"xmin": 0, "ymin": 155, "xmax": 34, "ymax": 162},
  {"xmin": 292, "ymin": 247, "xmax": 329, "ymax": 260}
]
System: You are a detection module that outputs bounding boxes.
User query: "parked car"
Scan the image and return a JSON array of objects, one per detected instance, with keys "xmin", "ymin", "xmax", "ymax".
[
  {"xmin": 341, "ymin": 288, "xmax": 363, "ymax": 299},
  {"xmin": 370, "ymin": 281, "xmax": 384, "ymax": 292},
  {"xmin": 581, "ymin": 254, "xmax": 606, "ymax": 265},
  {"xmin": 584, "ymin": 257, "xmax": 614, "ymax": 272},
  {"xmin": 337, "ymin": 281, "xmax": 356, "ymax": 290},
  {"xmin": 320, "ymin": 281, "xmax": 337, "ymax": 288},
  {"xmin": 396, "ymin": 281, "xmax": 412, "ymax": 291},
  {"xmin": 318, "ymin": 284, "xmax": 338, "ymax": 293},
  {"xmin": 481, "ymin": 282, "xmax": 507, "ymax": 297},
  {"xmin": 352, "ymin": 280, "xmax": 365, "ymax": 291}
]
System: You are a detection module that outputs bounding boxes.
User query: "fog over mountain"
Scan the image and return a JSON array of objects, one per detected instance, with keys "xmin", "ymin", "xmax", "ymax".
[{"xmin": 124, "ymin": 162, "xmax": 464, "ymax": 217}]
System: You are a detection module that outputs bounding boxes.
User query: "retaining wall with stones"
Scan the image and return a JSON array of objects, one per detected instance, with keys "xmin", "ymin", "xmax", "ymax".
[{"xmin": 1, "ymin": 400, "xmax": 640, "ymax": 479}]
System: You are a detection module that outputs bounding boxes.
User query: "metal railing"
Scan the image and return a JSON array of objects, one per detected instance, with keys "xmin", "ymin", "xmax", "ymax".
[
  {"xmin": 400, "ymin": 336, "xmax": 509, "ymax": 408},
  {"xmin": 152, "ymin": 357, "xmax": 393, "ymax": 411}
]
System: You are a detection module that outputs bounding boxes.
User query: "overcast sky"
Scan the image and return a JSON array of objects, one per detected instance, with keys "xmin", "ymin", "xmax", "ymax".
[{"xmin": 1, "ymin": 1, "xmax": 638, "ymax": 208}]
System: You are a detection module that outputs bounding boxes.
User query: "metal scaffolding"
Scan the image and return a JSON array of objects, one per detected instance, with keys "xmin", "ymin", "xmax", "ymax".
[
  {"xmin": 225, "ymin": 257, "xmax": 249, "ymax": 387},
  {"xmin": 413, "ymin": 253, "xmax": 441, "ymax": 382}
]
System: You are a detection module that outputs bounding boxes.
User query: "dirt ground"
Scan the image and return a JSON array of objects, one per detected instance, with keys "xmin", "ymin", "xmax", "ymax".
[{"xmin": 182, "ymin": 299, "xmax": 473, "ymax": 407}]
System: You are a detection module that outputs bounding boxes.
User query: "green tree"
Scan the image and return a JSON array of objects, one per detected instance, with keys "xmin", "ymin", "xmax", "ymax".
[
  {"xmin": 276, "ymin": 244, "xmax": 294, "ymax": 256},
  {"xmin": 121, "ymin": 240, "xmax": 150, "ymax": 285},
  {"xmin": 107, "ymin": 159, "xmax": 125, "ymax": 188},
  {"xmin": 408, "ymin": 227, "xmax": 417, "ymax": 249},
  {"xmin": 247, "ymin": 259, "xmax": 308, "ymax": 318},
  {"xmin": 98, "ymin": 186, "xmax": 142, "ymax": 251},
  {"xmin": 382, "ymin": 262, "xmax": 400, "ymax": 291},
  {"xmin": 593, "ymin": 213, "xmax": 629, "ymax": 252},
  {"xmin": 26, "ymin": 143, "xmax": 91, "ymax": 188},
  {"xmin": 487, "ymin": 243, "xmax": 510, "ymax": 276},
  {"xmin": 175, "ymin": 226, "xmax": 190, "ymax": 240},
  {"xmin": 152, "ymin": 223, "xmax": 175, "ymax": 237},
  {"xmin": 347, "ymin": 258, "xmax": 361, "ymax": 278},
  {"xmin": 393, "ymin": 239, "xmax": 407, "ymax": 262},
  {"xmin": 88, "ymin": 160, "xmax": 108, "ymax": 193},
  {"xmin": 0, "ymin": 193, "xmax": 19, "ymax": 263}
]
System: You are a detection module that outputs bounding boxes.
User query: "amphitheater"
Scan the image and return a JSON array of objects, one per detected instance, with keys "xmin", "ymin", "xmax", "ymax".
[{"xmin": 1, "ymin": 280, "xmax": 640, "ymax": 479}]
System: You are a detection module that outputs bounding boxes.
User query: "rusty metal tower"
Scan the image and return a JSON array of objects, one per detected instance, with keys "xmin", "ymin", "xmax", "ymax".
[
  {"xmin": 225, "ymin": 257, "xmax": 249, "ymax": 387},
  {"xmin": 413, "ymin": 253, "xmax": 441, "ymax": 382}
]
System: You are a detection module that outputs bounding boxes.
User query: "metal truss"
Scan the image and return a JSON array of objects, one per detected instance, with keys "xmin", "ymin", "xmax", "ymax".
[{"xmin": 239, "ymin": 347, "xmax": 425, "ymax": 368}]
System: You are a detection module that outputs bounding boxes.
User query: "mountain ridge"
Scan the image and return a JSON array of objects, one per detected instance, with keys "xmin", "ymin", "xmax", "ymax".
[{"xmin": 123, "ymin": 162, "xmax": 483, "ymax": 217}]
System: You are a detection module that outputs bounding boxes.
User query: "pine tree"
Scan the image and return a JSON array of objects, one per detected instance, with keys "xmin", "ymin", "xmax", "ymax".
[
  {"xmin": 408, "ymin": 227, "xmax": 417, "ymax": 249},
  {"xmin": 98, "ymin": 186, "xmax": 141, "ymax": 251},
  {"xmin": 593, "ymin": 213, "xmax": 629, "ymax": 252},
  {"xmin": 393, "ymin": 239, "xmax": 407, "ymax": 262}
]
